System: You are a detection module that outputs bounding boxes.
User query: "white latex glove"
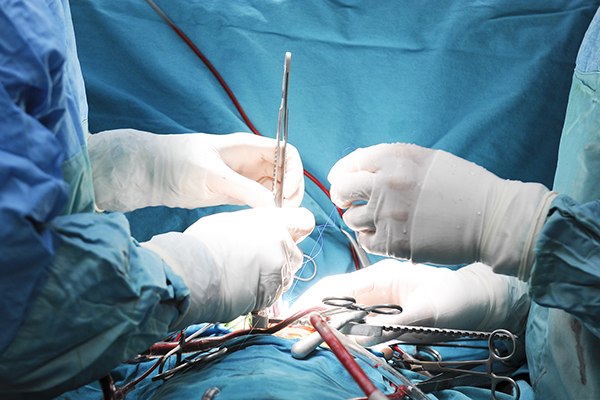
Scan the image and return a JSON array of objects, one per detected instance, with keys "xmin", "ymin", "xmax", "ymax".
[
  {"xmin": 89, "ymin": 129, "xmax": 304, "ymax": 212},
  {"xmin": 142, "ymin": 207, "xmax": 315, "ymax": 328},
  {"xmin": 289, "ymin": 260, "xmax": 530, "ymax": 346},
  {"xmin": 328, "ymin": 143, "xmax": 557, "ymax": 279}
]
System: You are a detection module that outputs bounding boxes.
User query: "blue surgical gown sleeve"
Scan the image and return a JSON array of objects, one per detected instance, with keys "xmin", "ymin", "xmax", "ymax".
[
  {"xmin": 0, "ymin": 1, "xmax": 190, "ymax": 399},
  {"xmin": 529, "ymin": 195, "xmax": 600, "ymax": 338}
]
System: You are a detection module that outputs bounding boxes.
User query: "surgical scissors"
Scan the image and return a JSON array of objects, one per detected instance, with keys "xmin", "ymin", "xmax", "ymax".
[
  {"xmin": 404, "ymin": 329, "xmax": 521, "ymax": 400},
  {"xmin": 322, "ymin": 296, "xmax": 403, "ymax": 315}
]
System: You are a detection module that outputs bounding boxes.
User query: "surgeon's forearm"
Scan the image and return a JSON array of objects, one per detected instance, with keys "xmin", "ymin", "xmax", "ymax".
[
  {"xmin": 88, "ymin": 129, "xmax": 165, "ymax": 212},
  {"xmin": 0, "ymin": 212, "xmax": 188, "ymax": 398}
]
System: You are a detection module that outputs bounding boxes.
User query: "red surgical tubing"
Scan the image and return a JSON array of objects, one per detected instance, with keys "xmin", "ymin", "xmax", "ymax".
[{"xmin": 309, "ymin": 313, "xmax": 388, "ymax": 400}]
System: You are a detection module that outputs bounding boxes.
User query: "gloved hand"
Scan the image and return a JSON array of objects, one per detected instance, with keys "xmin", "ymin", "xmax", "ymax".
[
  {"xmin": 88, "ymin": 129, "xmax": 304, "ymax": 212},
  {"xmin": 289, "ymin": 260, "xmax": 530, "ymax": 346},
  {"xmin": 328, "ymin": 143, "xmax": 557, "ymax": 279},
  {"xmin": 142, "ymin": 207, "xmax": 315, "ymax": 328}
]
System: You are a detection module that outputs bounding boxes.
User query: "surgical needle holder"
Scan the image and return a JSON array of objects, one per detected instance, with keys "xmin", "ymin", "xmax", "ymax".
[
  {"xmin": 252, "ymin": 52, "xmax": 292, "ymax": 327},
  {"xmin": 273, "ymin": 52, "xmax": 291, "ymax": 207}
]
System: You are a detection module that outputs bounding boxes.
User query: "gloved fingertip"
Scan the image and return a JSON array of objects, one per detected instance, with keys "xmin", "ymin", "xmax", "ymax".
[
  {"xmin": 328, "ymin": 154, "xmax": 355, "ymax": 184},
  {"xmin": 243, "ymin": 189, "xmax": 277, "ymax": 208},
  {"xmin": 327, "ymin": 189, "xmax": 347, "ymax": 210},
  {"xmin": 284, "ymin": 146, "xmax": 303, "ymax": 170},
  {"xmin": 282, "ymin": 175, "xmax": 304, "ymax": 198},
  {"xmin": 282, "ymin": 197, "xmax": 302, "ymax": 209},
  {"xmin": 282, "ymin": 185, "xmax": 305, "ymax": 208},
  {"xmin": 284, "ymin": 207, "xmax": 315, "ymax": 243},
  {"xmin": 327, "ymin": 147, "xmax": 369, "ymax": 183},
  {"xmin": 289, "ymin": 245, "xmax": 304, "ymax": 274},
  {"xmin": 327, "ymin": 167, "xmax": 341, "ymax": 185}
]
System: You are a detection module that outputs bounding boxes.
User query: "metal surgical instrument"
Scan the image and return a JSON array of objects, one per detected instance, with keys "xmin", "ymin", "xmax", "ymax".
[
  {"xmin": 308, "ymin": 312, "xmax": 431, "ymax": 400},
  {"xmin": 322, "ymin": 296, "xmax": 403, "ymax": 315},
  {"xmin": 309, "ymin": 313, "xmax": 389, "ymax": 400},
  {"xmin": 292, "ymin": 309, "xmax": 368, "ymax": 359},
  {"xmin": 272, "ymin": 52, "xmax": 291, "ymax": 207},
  {"xmin": 291, "ymin": 297, "xmax": 401, "ymax": 359},
  {"xmin": 402, "ymin": 329, "xmax": 521, "ymax": 400},
  {"xmin": 340, "ymin": 229, "xmax": 371, "ymax": 269},
  {"xmin": 340, "ymin": 323, "xmax": 517, "ymax": 343},
  {"xmin": 252, "ymin": 52, "xmax": 292, "ymax": 326}
]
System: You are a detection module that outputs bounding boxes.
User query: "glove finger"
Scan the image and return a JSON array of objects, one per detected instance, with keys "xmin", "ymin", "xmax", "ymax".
[
  {"xmin": 227, "ymin": 133, "xmax": 305, "ymax": 206},
  {"xmin": 282, "ymin": 175, "xmax": 305, "ymax": 208},
  {"xmin": 281, "ymin": 144, "xmax": 305, "ymax": 202},
  {"xmin": 329, "ymin": 170, "xmax": 374, "ymax": 209},
  {"xmin": 286, "ymin": 273, "xmax": 360, "ymax": 316},
  {"xmin": 281, "ymin": 207, "xmax": 315, "ymax": 243},
  {"xmin": 288, "ymin": 260, "xmax": 407, "ymax": 316},
  {"xmin": 328, "ymin": 146, "xmax": 385, "ymax": 183},
  {"xmin": 278, "ymin": 236, "xmax": 305, "ymax": 296},
  {"xmin": 230, "ymin": 133, "xmax": 279, "ymax": 179},
  {"xmin": 357, "ymin": 229, "xmax": 411, "ymax": 258},
  {"xmin": 206, "ymin": 165, "xmax": 276, "ymax": 208},
  {"xmin": 348, "ymin": 259, "xmax": 423, "ymax": 304},
  {"xmin": 342, "ymin": 203, "xmax": 376, "ymax": 232},
  {"xmin": 290, "ymin": 244, "xmax": 304, "ymax": 274}
]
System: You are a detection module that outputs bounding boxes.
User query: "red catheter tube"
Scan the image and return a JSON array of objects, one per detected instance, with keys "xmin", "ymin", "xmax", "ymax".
[{"xmin": 309, "ymin": 313, "xmax": 388, "ymax": 400}]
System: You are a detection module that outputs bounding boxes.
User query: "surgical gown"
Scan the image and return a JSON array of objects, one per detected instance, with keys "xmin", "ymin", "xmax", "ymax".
[
  {"xmin": 0, "ymin": 1, "xmax": 190, "ymax": 398},
  {"xmin": 527, "ymin": 7, "xmax": 600, "ymax": 399}
]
